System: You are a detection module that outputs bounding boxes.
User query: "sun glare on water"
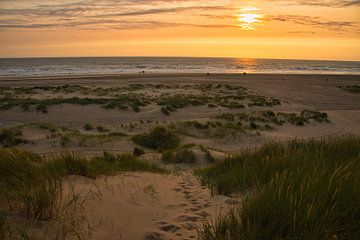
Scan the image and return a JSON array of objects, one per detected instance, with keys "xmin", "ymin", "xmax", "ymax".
[{"xmin": 237, "ymin": 6, "xmax": 264, "ymax": 30}]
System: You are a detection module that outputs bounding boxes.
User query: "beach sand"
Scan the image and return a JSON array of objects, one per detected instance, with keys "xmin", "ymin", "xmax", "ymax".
[{"xmin": 1, "ymin": 73, "xmax": 359, "ymax": 239}]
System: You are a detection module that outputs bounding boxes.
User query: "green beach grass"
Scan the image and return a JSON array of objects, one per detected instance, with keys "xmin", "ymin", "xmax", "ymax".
[
  {"xmin": 162, "ymin": 144, "xmax": 197, "ymax": 164},
  {"xmin": 196, "ymin": 135, "xmax": 360, "ymax": 240},
  {"xmin": 132, "ymin": 126, "xmax": 180, "ymax": 151},
  {"xmin": 0, "ymin": 148, "xmax": 166, "ymax": 238}
]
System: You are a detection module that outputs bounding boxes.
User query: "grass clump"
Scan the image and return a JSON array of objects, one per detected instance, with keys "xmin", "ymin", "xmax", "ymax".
[
  {"xmin": 157, "ymin": 94, "xmax": 210, "ymax": 114},
  {"xmin": 248, "ymin": 95, "xmax": 281, "ymax": 107},
  {"xmin": 0, "ymin": 128, "xmax": 28, "ymax": 147},
  {"xmin": 301, "ymin": 110, "xmax": 329, "ymax": 123},
  {"xmin": 83, "ymin": 123, "xmax": 93, "ymax": 131},
  {"xmin": 0, "ymin": 95, "xmax": 147, "ymax": 113},
  {"xmin": 133, "ymin": 147, "xmax": 145, "ymax": 156},
  {"xmin": 196, "ymin": 136, "xmax": 360, "ymax": 240},
  {"xmin": 0, "ymin": 148, "xmax": 62, "ymax": 221},
  {"xmin": 0, "ymin": 212, "xmax": 6, "ymax": 239},
  {"xmin": 161, "ymin": 106, "xmax": 170, "ymax": 115},
  {"xmin": 47, "ymin": 151, "xmax": 166, "ymax": 178},
  {"xmin": 162, "ymin": 145, "xmax": 197, "ymax": 164},
  {"xmin": 214, "ymin": 110, "xmax": 329, "ymax": 131},
  {"xmin": 0, "ymin": 148, "xmax": 164, "ymax": 238},
  {"xmin": 339, "ymin": 85, "xmax": 360, "ymax": 93},
  {"xmin": 132, "ymin": 126, "xmax": 180, "ymax": 151}
]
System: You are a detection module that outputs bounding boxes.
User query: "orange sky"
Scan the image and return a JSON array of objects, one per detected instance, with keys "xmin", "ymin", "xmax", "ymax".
[{"xmin": 0, "ymin": 0, "xmax": 359, "ymax": 60}]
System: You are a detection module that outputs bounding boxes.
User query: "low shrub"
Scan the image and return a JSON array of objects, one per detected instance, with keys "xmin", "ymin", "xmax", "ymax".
[
  {"xmin": 84, "ymin": 123, "xmax": 93, "ymax": 131},
  {"xmin": 0, "ymin": 128, "xmax": 28, "ymax": 147},
  {"xmin": 339, "ymin": 85, "xmax": 360, "ymax": 93},
  {"xmin": 162, "ymin": 146, "xmax": 197, "ymax": 164},
  {"xmin": 133, "ymin": 147, "xmax": 145, "ymax": 156},
  {"xmin": 132, "ymin": 126, "xmax": 180, "ymax": 151},
  {"xmin": 47, "ymin": 151, "xmax": 166, "ymax": 178},
  {"xmin": 0, "ymin": 148, "xmax": 62, "ymax": 220}
]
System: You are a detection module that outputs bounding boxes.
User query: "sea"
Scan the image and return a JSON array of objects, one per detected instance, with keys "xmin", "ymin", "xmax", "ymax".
[{"xmin": 0, "ymin": 57, "xmax": 359, "ymax": 77}]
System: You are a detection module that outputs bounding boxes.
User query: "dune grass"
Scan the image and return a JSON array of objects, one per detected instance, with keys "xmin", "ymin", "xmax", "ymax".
[
  {"xmin": 196, "ymin": 136, "xmax": 360, "ymax": 240},
  {"xmin": 132, "ymin": 126, "xmax": 180, "ymax": 151},
  {"xmin": 0, "ymin": 147, "xmax": 166, "ymax": 238},
  {"xmin": 0, "ymin": 95, "xmax": 147, "ymax": 113},
  {"xmin": 0, "ymin": 148, "xmax": 165, "ymax": 225},
  {"xmin": 46, "ymin": 151, "xmax": 166, "ymax": 178},
  {"xmin": 0, "ymin": 128, "xmax": 28, "ymax": 147},
  {"xmin": 133, "ymin": 146, "xmax": 145, "ymax": 156},
  {"xmin": 1, "ymin": 84, "xmax": 285, "ymax": 117},
  {"xmin": 214, "ymin": 110, "xmax": 329, "ymax": 130},
  {"xmin": 0, "ymin": 212, "xmax": 6, "ymax": 239},
  {"xmin": 0, "ymin": 148, "xmax": 62, "ymax": 221},
  {"xmin": 339, "ymin": 85, "xmax": 360, "ymax": 93},
  {"xmin": 162, "ymin": 144, "xmax": 197, "ymax": 164}
]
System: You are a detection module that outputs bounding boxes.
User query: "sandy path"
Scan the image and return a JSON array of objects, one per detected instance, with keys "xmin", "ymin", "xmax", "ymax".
[{"xmin": 69, "ymin": 172, "xmax": 231, "ymax": 240}]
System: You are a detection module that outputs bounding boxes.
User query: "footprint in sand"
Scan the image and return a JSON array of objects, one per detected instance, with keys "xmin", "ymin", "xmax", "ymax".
[
  {"xmin": 157, "ymin": 222, "xmax": 181, "ymax": 233},
  {"xmin": 195, "ymin": 211, "xmax": 210, "ymax": 218},
  {"xmin": 144, "ymin": 232, "xmax": 165, "ymax": 240},
  {"xmin": 164, "ymin": 203, "xmax": 188, "ymax": 210},
  {"xmin": 187, "ymin": 207, "xmax": 201, "ymax": 212},
  {"xmin": 173, "ymin": 187, "xmax": 182, "ymax": 192},
  {"xmin": 181, "ymin": 222, "xmax": 197, "ymax": 231},
  {"xmin": 176, "ymin": 214, "xmax": 199, "ymax": 222}
]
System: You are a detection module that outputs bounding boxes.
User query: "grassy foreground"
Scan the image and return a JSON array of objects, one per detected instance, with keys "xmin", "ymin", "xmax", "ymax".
[
  {"xmin": 196, "ymin": 135, "xmax": 360, "ymax": 240},
  {"xmin": 0, "ymin": 149, "xmax": 165, "ymax": 238}
]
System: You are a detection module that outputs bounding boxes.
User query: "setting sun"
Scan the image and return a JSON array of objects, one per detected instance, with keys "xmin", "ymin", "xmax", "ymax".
[{"xmin": 237, "ymin": 6, "xmax": 264, "ymax": 30}]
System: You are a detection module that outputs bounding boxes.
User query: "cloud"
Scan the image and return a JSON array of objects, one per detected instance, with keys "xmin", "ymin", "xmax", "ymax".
[
  {"xmin": 93, "ymin": 6, "xmax": 231, "ymax": 18},
  {"xmin": 0, "ymin": 0, "xmax": 236, "ymax": 30},
  {"xmin": 0, "ymin": 0, "xmax": 359, "ymax": 32},
  {"xmin": 297, "ymin": 0, "xmax": 360, "ymax": 7},
  {"xmin": 270, "ymin": 0, "xmax": 360, "ymax": 7},
  {"xmin": 0, "ymin": 18, "xmax": 236, "ymax": 30},
  {"xmin": 267, "ymin": 15, "xmax": 359, "ymax": 32}
]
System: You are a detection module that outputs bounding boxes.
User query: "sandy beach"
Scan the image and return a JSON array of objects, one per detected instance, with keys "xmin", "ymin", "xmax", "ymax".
[
  {"xmin": 1, "ymin": 73, "xmax": 360, "ymax": 239},
  {"xmin": 1, "ymin": 73, "xmax": 360, "ymax": 150}
]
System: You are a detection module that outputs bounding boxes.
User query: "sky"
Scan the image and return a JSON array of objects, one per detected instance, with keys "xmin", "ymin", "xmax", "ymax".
[{"xmin": 0, "ymin": 0, "xmax": 359, "ymax": 60}]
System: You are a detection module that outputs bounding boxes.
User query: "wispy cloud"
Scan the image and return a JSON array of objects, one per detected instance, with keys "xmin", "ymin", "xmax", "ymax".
[
  {"xmin": 267, "ymin": 15, "xmax": 359, "ymax": 32},
  {"xmin": 0, "ymin": 0, "xmax": 359, "ymax": 32},
  {"xmin": 270, "ymin": 0, "xmax": 360, "ymax": 7},
  {"xmin": 0, "ymin": 0, "xmax": 236, "ymax": 30}
]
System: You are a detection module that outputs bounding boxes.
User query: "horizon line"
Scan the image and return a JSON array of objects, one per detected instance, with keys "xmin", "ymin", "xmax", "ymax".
[{"xmin": 0, "ymin": 55, "xmax": 359, "ymax": 62}]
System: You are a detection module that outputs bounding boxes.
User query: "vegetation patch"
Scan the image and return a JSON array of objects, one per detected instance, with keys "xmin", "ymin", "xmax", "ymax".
[
  {"xmin": 0, "ymin": 148, "xmax": 165, "ymax": 238},
  {"xmin": 0, "ymin": 95, "xmax": 148, "ymax": 113},
  {"xmin": 157, "ymin": 94, "xmax": 211, "ymax": 114},
  {"xmin": 248, "ymin": 95, "xmax": 281, "ymax": 107},
  {"xmin": 132, "ymin": 126, "xmax": 180, "ymax": 151},
  {"xmin": 196, "ymin": 136, "xmax": 360, "ymax": 240},
  {"xmin": 171, "ymin": 109, "xmax": 328, "ymax": 139},
  {"xmin": 1, "ymin": 84, "xmax": 283, "ymax": 115},
  {"xmin": 339, "ymin": 85, "xmax": 360, "ymax": 93},
  {"xmin": 214, "ymin": 110, "xmax": 329, "ymax": 130},
  {"xmin": 0, "ymin": 128, "xmax": 28, "ymax": 147},
  {"xmin": 84, "ymin": 123, "xmax": 94, "ymax": 131},
  {"xmin": 162, "ymin": 145, "xmax": 197, "ymax": 164},
  {"xmin": 133, "ymin": 147, "xmax": 145, "ymax": 156},
  {"xmin": 26, "ymin": 123, "xmax": 127, "ymax": 147},
  {"xmin": 47, "ymin": 151, "xmax": 166, "ymax": 178}
]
